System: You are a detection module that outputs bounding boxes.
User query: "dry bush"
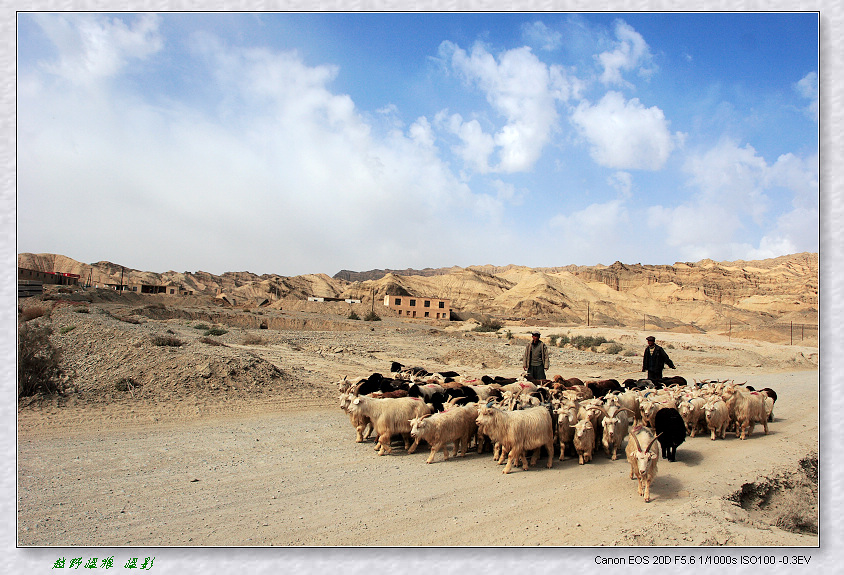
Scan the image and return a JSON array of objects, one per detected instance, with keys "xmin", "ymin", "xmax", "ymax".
[
  {"xmin": 18, "ymin": 322, "xmax": 65, "ymax": 397},
  {"xmin": 151, "ymin": 334, "xmax": 184, "ymax": 347},
  {"xmin": 242, "ymin": 334, "xmax": 266, "ymax": 346},
  {"xmin": 199, "ymin": 336, "xmax": 227, "ymax": 347}
]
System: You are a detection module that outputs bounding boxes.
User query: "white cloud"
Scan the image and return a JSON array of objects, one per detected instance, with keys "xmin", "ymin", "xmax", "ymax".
[
  {"xmin": 34, "ymin": 13, "xmax": 163, "ymax": 85},
  {"xmin": 796, "ymin": 71, "xmax": 819, "ymax": 123},
  {"xmin": 547, "ymin": 199, "xmax": 631, "ymax": 258},
  {"xmin": 596, "ymin": 20, "xmax": 655, "ymax": 87},
  {"xmin": 17, "ymin": 17, "xmax": 517, "ymax": 275},
  {"xmin": 521, "ymin": 21, "xmax": 562, "ymax": 52},
  {"xmin": 439, "ymin": 41, "xmax": 571, "ymax": 173},
  {"xmin": 570, "ymin": 91, "xmax": 676, "ymax": 170},
  {"xmin": 608, "ymin": 171, "xmax": 633, "ymax": 199},
  {"xmin": 647, "ymin": 140, "xmax": 818, "ymax": 260}
]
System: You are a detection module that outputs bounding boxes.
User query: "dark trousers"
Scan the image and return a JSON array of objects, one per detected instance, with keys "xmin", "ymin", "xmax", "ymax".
[
  {"xmin": 646, "ymin": 370, "xmax": 663, "ymax": 383},
  {"xmin": 527, "ymin": 365, "xmax": 546, "ymax": 380}
]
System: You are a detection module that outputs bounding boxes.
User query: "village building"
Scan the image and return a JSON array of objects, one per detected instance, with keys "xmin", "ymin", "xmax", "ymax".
[{"xmin": 383, "ymin": 294, "xmax": 451, "ymax": 319}]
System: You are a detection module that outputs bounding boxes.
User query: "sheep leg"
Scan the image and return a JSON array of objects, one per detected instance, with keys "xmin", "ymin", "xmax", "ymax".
[
  {"xmin": 427, "ymin": 443, "xmax": 444, "ymax": 464},
  {"xmin": 529, "ymin": 449, "xmax": 540, "ymax": 466},
  {"xmin": 503, "ymin": 452, "xmax": 516, "ymax": 474},
  {"xmin": 545, "ymin": 441, "xmax": 554, "ymax": 469},
  {"xmin": 377, "ymin": 432, "xmax": 392, "ymax": 455},
  {"xmin": 643, "ymin": 478, "xmax": 652, "ymax": 502},
  {"xmin": 407, "ymin": 436, "xmax": 421, "ymax": 454}
]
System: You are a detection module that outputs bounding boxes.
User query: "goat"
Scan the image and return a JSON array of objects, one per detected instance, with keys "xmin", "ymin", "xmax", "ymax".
[
  {"xmin": 759, "ymin": 387, "xmax": 778, "ymax": 421},
  {"xmin": 626, "ymin": 426, "xmax": 661, "ymax": 503},
  {"xmin": 653, "ymin": 407, "xmax": 686, "ymax": 462},
  {"xmin": 598, "ymin": 406, "xmax": 634, "ymax": 461},
  {"xmin": 677, "ymin": 396, "xmax": 707, "ymax": 437},
  {"xmin": 722, "ymin": 385, "xmax": 769, "ymax": 440},
  {"xmin": 554, "ymin": 401, "xmax": 579, "ymax": 461},
  {"xmin": 347, "ymin": 395, "xmax": 432, "ymax": 455},
  {"xmin": 704, "ymin": 398, "xmax": 729, "ymax": 440},
  {"xmin": 408, "ymin": 404, "xmax": 478, "ymax": 463},
  {"xmin": 571, "ymin": 419, "xmax": 596, "ymax": 465},
  {"xmin": 339, "ymin": 388, "xmax": 373, "ymax": 443},
  {"xmin": 475, "ymin": 405, "xmax": 555, "ymax": 474},
  {"xmin": 586, "ymin": 379, "xmax": 623, "ymax": 399}
]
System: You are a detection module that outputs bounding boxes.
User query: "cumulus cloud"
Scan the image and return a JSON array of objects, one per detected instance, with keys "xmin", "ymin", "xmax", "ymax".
[
  {"xmin": 521, "ymin": 21, "xmax": 562, "ymax": 52},
  {"xmin": 33, "ymin": 13, "xmax": 163, "ymax": 85},
  {"xmin": 17, "ymin": 15, "xmax": 514, "ymax": 275},
  {"xmin": 438, "ymin": 41, "xmax": 573, "ymax": 173},
  {"xmin": 796, "ymin": 71, "xmax": 818, "ymax": 123},
  {"xmin": 648, "ymin": 140, "xmax": 818, "ymax": 260},
  {"xmin": 570, "ymin": 91, "xmax": 677, "ymax": 171},
  {"xmin": 596, "ymin": 20, "xmax": 656, "ymax": 87},
  {"xmin": 547, "ymin": 199, "xmax": 633, "ymax": 262}
]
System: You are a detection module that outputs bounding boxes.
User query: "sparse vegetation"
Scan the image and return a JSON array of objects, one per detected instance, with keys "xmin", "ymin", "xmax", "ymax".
[
  {"xmin": 363, "ymin": 311, "xmax": 381, "ymax": 321},
  {"xmin": 199, "ymin": 336, "xmax": 227, "ymax": 347},
  {"xmin": 18, "ymin": 322, "xmax": 65, "ymax": 397},
  {"xmin": 204, "ymin": 327, "xmax": 228, "ymax": 336},
  {"xmin": 570, "ymin": 335, "xmax": 609, "ymax": 350},
  {"xmin": 242, "ymin": 334, "xmax": 266, "ymax": 346},
  {"xmin": 74, "ymin": 307, "xmax": 89, "ymax": 314},
  {"xmin": 115, "ymin": 377, "xmax": 141, "ymax": 392},
  {"xmin": 194, "ymin": 323, "xmax": 210, "ymax": 330},
  {"xmin": 60, "ymin": 325, "xmax": 76, "ymax": 334},
  {"xmin": 348, "ymin": 310, "xmax": 360, "ymax": 320},
  {"xmin": 151, "ymin": 334, "xmax": 184, "ymax": 347},
  {"xmin": 548, "ymin": 335, "xmax": 558, "ymax": 346},
  {"xmin": 604, "ymin": 343, "xmax": 624, "ymax": 355},
  {"xmin": 622, "ymin": 349, "xmax": 638, "ymax": 357},
  {"xmin": 473, "ymin": 318, "xmax": 502, "ymax": 332}
]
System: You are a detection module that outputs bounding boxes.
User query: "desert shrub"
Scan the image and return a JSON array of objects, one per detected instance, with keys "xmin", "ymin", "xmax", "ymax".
[
  {"xmin": 242, "ymin": 334, "xmax": 266, "ymax": 345},
  {"xmin": 60, "ymin": 325, "xmax": 76, "ymax": 334},
  {"xmin": 556, "ymin": 334, "xmax": 570, "ymax": 347},
  {"xmin": 666, "ymin": 343, "xmax": 675, "ymax": 349},
  {"xmin": 199, "ymin": 336, "xmax": 227, "ymax": 347},
  {"xmin": 604, "ymin": 343, "xmax": 624, "ymax": 355},
  {"xmin": 18, "ymin": 322, "xmax": 65, "ymax": 397},
  {"xmin": 505, "ymin": 330, "xmax": 513, "ymax": 340},
  {"xmin": 194, "ymin": 323, "xmax": 210, "ymax": 330},
  {"xmin": 622, "ymin": 349, "xmax": 638, "ymax": 357},
  {"xmin": 473, "ymin": 318, "xmax": 502, "ymax": 332},
  {"xmin": 363, "ymin": 311, "xmax": 381, "ymax": 321},
  {"xmin": 74, "ymin": 307, "xmax": 89, "ymax": 314},
  {"xmin": 348, "ymin": 310, "xmax": 361, "ymax": 320},
  {"xmin": 115, "ymin": 377, "xmax": 141, "ymax": 392},
  {"xmin": 204, "ymin": 327, "xmax": 228, "ymax": 336},
  {"xmin": 548, "ymin": 335, "xmax": 558, "ymax": 346},
  {"xmin": 20, "ymin": 306, "xmax": 49, "ymax": 322},
  {"xmin": 151, "ymin": 334, "xmax": 183, "ymax": 347},
  {"xmin": 570, "ymin": 335, "xmax": 609, "ymax": 350}
]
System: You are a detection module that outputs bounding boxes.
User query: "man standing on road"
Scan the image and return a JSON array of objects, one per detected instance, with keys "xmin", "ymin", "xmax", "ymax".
[
  {"xmin": 523, "ymin": 331, "xmax": 549, "ymax": 381},
  {"xmin": 642, "ymin": 335, "xmax": 675, "ymax": 383}
]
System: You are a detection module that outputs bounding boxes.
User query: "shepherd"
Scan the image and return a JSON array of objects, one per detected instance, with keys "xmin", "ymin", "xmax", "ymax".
[
  {"xmin": 642, "ymin": 336, "xmax": 676, "ymax": 383},
  {"xmin": 523, "ymin": 331, "xmax": 550, "ymax": 381}
]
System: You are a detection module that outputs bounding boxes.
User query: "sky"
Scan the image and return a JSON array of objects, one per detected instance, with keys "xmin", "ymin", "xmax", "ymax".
[{"xmin": 16, "ymin": 11, "xmax": 820, "ymax": 277}]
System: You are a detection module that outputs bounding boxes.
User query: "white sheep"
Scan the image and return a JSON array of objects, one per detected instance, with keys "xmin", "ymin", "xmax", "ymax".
[
  {"xmin": 626, "ymin": 426, "xmax": 661, "ymax": 503},
  {"xmin": 571, "ymin": 418, "xmax": 595, "ymax": 465},
  {"xmin": 704, "ymin": 398, "xmax": 729, "ymax": 440},
  {"xmin": 475, "ymin": 405, "xmax": 555, "ymax": 474},
  {"xmin": 408, "ymin": 404, "xmax": 478, "ymax": 463},
  {"xmin": 722, "ymin": 385, "xmax": 769, "ymax": 440},
  {"xmin": 347, "ymin": 395, "xmax": 432, "ymax": 455},
  {"xmin": 599, "ymin": 406, "xmax": 634, "ymax": 461}
]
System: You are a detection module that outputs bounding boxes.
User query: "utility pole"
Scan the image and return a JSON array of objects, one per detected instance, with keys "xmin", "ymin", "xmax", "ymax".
[{"xmin": 586, "ymin": 301, "xmax": 590, "ymax": 327}]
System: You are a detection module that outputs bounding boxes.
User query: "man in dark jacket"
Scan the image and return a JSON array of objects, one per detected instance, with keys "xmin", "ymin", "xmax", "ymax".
[
  {"xmin": 642, "ymin": 336, "xmax": 675, "ymax": 383},
  {"xmin": 523, "ymin": 332, "xmax": 549, "ymax": 381}
]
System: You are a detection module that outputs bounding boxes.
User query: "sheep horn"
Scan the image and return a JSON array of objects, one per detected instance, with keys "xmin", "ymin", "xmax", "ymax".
[
  {"xmin": 630, "ymin": 431, "xmax": 643, "ymax": 452},
  {"xmin": 617, "ymin": 408, "xmax": 636, "ymax": 417},
  {"xmin": 645, "ymin": 432, "xmax": 662, "ymax": 453}
]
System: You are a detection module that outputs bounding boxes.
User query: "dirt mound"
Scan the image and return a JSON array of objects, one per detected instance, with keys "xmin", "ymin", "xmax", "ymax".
[{"xmin": 729, "ymin": 452, "xmax": 819, "ymax": 535}]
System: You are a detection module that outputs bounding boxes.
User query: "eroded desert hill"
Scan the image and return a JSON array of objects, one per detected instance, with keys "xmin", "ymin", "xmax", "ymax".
[{"xmin": 18, "ymin": 252, "xmax": 818, "ymax": 338}]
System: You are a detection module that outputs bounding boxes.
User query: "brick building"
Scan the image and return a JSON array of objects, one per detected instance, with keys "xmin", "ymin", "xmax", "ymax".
[{"xmin": 383, "ymin": 294, "xmax": 451, "ymax": 319}]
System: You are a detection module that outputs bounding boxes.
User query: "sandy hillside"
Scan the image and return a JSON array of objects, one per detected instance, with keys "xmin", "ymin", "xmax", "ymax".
[{"xmin": 15, "ymin": 290, "xmax": 821, "ymax": 559}]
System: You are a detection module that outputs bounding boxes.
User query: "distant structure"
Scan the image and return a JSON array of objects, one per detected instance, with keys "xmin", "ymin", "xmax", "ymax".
[
  {"xmin": 383, "ymin": 294, "xmax": 450, "ymax": 319},
  {"xmin": 307, "ymin": 296, "xmax": 362, "ymax": 303}
]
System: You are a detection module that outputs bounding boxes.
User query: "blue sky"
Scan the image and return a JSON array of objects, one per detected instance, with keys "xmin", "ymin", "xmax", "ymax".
[{"xmin": 16, "ymin": 12, "xmax": 819, "ymax": 276}]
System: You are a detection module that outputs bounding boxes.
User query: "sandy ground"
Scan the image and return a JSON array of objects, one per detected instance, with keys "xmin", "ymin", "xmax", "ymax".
[{"xmin": 13, "ymin": 301, "xmax": 826, "ymax": 572}]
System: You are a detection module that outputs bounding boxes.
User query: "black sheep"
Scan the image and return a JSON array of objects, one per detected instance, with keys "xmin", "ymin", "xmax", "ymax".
[{"xmin": 654, "ymin": 407, "xmax": 686, "ymax": 462}]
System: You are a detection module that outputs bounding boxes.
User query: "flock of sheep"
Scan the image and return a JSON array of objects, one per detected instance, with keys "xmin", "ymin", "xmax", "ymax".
[{"xmin": 337, "ymin": 364, "xmax": 777, "ymax": 503}]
